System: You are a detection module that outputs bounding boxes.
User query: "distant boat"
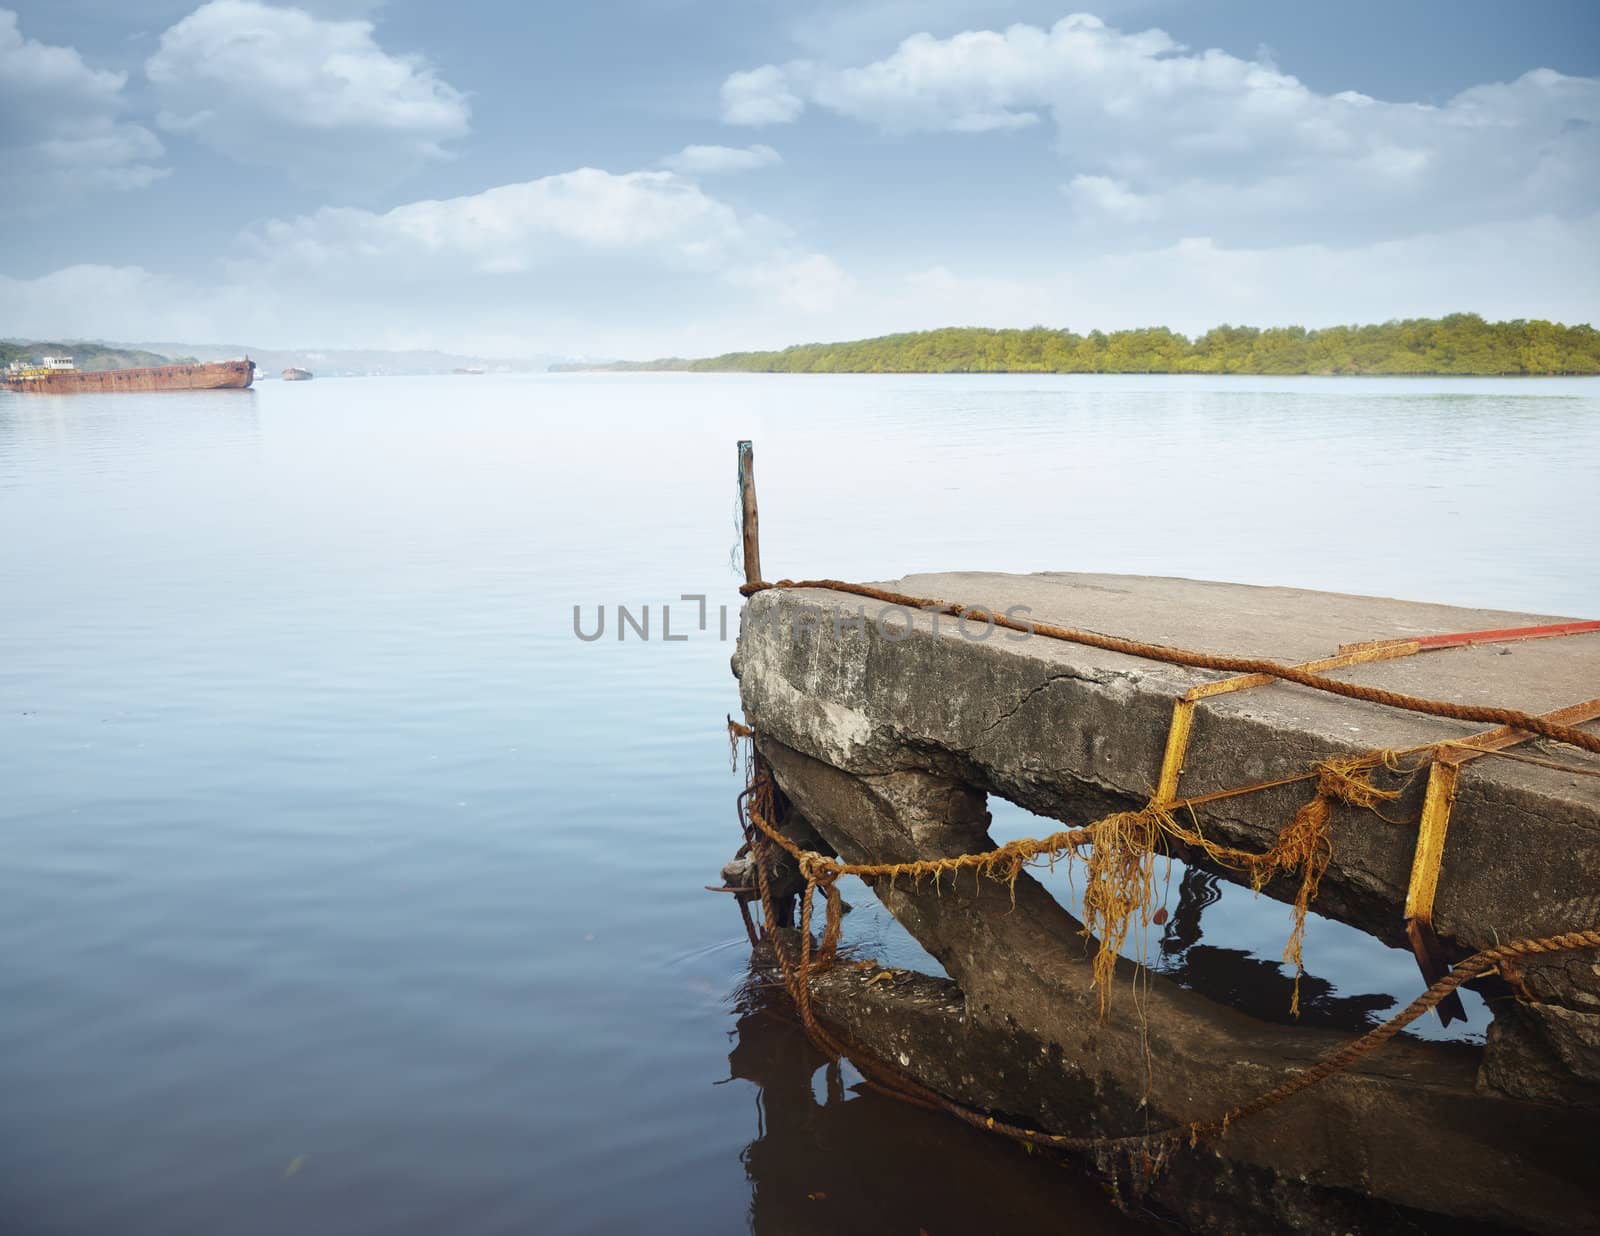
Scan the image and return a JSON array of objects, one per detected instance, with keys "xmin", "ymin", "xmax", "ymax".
[
  {"xmin": 452, "ymin": 367, "xmax": 485, "ymax": 375},
  {"xmin": 282, "ymin": 368, "xmax": 313, "ymax": 381},
  {"xmin": 2, "ymin": 356, "xmax": 255, "ymax": 393}
]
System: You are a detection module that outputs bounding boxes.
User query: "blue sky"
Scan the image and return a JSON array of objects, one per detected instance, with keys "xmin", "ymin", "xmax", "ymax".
[{"xmin": 2, "ymin": 0, "xmax": 1597, "ymax": 355}]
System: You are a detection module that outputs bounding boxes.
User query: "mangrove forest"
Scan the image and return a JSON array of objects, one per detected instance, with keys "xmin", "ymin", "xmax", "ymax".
[{"xmin": 585, "ymin": 315, "xmax": 1600, "ymax": 376}]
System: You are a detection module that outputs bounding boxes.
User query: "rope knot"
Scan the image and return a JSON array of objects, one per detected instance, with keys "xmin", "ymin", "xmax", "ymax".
[{"xmin": 799, "ymin": 852, "xmax": 841, "ymax": 886}]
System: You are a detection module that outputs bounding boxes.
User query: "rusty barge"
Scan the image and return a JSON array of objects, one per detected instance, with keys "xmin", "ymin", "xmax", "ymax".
[{"xmin": 1, "ymin": 356, "xmax": 255, "ymax": 393}]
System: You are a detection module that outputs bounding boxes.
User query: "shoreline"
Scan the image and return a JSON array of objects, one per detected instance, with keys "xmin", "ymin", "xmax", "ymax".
[{"xmin": 549, "ymin": 366, "xmax": 1600, "ymax": 378}]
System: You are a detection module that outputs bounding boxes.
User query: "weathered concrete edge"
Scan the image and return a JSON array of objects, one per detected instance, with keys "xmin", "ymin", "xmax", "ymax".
[{"xmin": 736, "ymin": 585, "xmax": 1600, "ymax": 954}]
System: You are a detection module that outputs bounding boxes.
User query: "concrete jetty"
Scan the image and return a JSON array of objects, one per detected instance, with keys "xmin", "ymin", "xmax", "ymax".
[{"xmin": 730, "ymin": 571, "xmax": 1600, "ymax": 1233}]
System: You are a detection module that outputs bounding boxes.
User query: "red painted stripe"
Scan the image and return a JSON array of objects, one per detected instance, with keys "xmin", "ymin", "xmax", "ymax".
[{"xmin": 1417, "ymin": 619, "xmax": 1600, "ymax": 649}]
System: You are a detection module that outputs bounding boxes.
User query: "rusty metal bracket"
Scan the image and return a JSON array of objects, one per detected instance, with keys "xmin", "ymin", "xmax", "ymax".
[{"xmin": 1404, "ymin": 696, "xmax": 1600, "ymax": 1024}]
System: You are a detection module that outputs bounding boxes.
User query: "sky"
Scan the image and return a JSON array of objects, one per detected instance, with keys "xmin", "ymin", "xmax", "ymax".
[{"xmin": 1, "ymin": 0, "xmax": 1597, "ymax": 357}]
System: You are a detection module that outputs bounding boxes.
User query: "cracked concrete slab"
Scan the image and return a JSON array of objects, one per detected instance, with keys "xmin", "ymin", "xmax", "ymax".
[{"xmin": 736, "ymin": 572, "xmax": 1600, "ymax": 1105}]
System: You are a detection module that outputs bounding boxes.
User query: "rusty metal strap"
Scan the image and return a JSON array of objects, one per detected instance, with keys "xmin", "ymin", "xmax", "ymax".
[
  {"xmin": 1405, "ymin": 696, "xmax": 1600, "ymax": 933},
  {"xmin": 1402, "ymin": 697, "xmax": 1600, "ymax": 1023},
  {"xmin": 1152, "ymin": 619, "xmax": 1600, "ymax": 806}
]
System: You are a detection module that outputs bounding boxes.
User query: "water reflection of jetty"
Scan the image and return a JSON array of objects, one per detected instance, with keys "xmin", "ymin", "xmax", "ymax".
[
  {"xmin": 726, "ymin": 998, "xmax": 1143, "ymax": 1235},
  {"xmin": 1155, "ymin": 866, "xmax": 1396, "ymax": 1030}
]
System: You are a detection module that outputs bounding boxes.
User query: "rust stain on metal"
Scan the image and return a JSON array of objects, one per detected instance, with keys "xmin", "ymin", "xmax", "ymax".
[{"xmin": 2, "ymin": 360, "xmax": 255, "ymax": 393}]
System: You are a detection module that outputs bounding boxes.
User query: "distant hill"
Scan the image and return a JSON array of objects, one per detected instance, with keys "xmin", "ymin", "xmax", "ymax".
[
  {"xmin": 3, "ymin": 338, "xmax": 566, "ymax": 378},
  {"xmin": 134, "ymin": 342, "xmax": 557, "ymax": 378},
  {"xmin": 566, "ymin": 315, "xmax": 1600, "ymax": 377},
  {"xmin": 1, "ymin": 340, "xmax": 192, "ymax": 371}
]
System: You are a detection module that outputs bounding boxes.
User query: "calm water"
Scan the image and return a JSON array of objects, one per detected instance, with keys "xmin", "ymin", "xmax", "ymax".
[{"xmin": 3, "ymin": 373, "xmax": 1598, "ymax": 1235}]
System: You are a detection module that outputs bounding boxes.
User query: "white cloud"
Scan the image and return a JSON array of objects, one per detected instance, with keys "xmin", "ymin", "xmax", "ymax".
[
  {"xmin": 722, "ymin": 15, "xmax": 1600, "ymax": 246},
  {"xmin": 842, "ymin": 214, "xmax": 1600, "ymax": 339},
  {"xmin": 238, "ymin": 168, "xmax": 775, "ymax": 276},
  {"xmin": 0, "ymin": 263, "xmax": 252, "ymax": 342},
  {"xmin": 0, "ymin": 165, "xmax": 849, "ymax": 353},
  {"xmin": 5, "ymin": 210, "xmax": 1593, "ymax": 360},
  {"xmin": 722, "ymin": 65, "xmax": 805, "ymax": 125},
  {"xmin": 660, "ymin": 143, "xmax": 782, "ymax": 175},
  {"xmin": 0, "ymin": 8, "xmax": 166, "ymax": 205},
  {"xmin": 729, "ymin": 252, "xmax": 854, "ymax": 312},
  {"xmin": 145, "ymin": 0, "xmax": 469, "ymax": 182},
  {"xmin": 780, "ymin": 0, "xmax": 1047, "ymax": 60},
  {"xmin": 1063, "ymin": 174, "xmax": 1157, "ymax": 221},
  {"xmin": 231, "ymin": 165, "xmax": 852, "ymax": 326}
]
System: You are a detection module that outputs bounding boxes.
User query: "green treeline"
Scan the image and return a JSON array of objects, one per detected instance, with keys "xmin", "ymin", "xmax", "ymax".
[
  {"xmin": 0, "ymin": 340, "xmax": 193, "ymax": 371},
  {"xmin": 600, "ymin": 315, "xmax": 1600, "ymax": 376}
]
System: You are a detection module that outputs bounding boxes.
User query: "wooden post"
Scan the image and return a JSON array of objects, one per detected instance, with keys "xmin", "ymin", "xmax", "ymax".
[{"xmin": 737, "ymin": 440, "xmax": 762, "ymax": 587}]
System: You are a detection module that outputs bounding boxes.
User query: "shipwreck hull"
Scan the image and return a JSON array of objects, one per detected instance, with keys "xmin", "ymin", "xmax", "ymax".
[
  {"xmin": 731, "ymin": 572, "xmax": 1600, "ymax": 1233},
  {"xmin": 1, "ymin": 360, "xmax": 254, "ymax": 393}
]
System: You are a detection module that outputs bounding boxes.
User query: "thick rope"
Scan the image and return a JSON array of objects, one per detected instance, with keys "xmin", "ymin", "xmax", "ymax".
[
  {"xmin": 740, "ymin": 754, "xmax": 1600, "ymax": 1157},
  {"xmin": 742, "ymin": 740, "xmax": 1422, "ymax": 1014},
  {"xmin": 739, "ymin": 579, "xmax": 1600, "ymax": 755}
]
